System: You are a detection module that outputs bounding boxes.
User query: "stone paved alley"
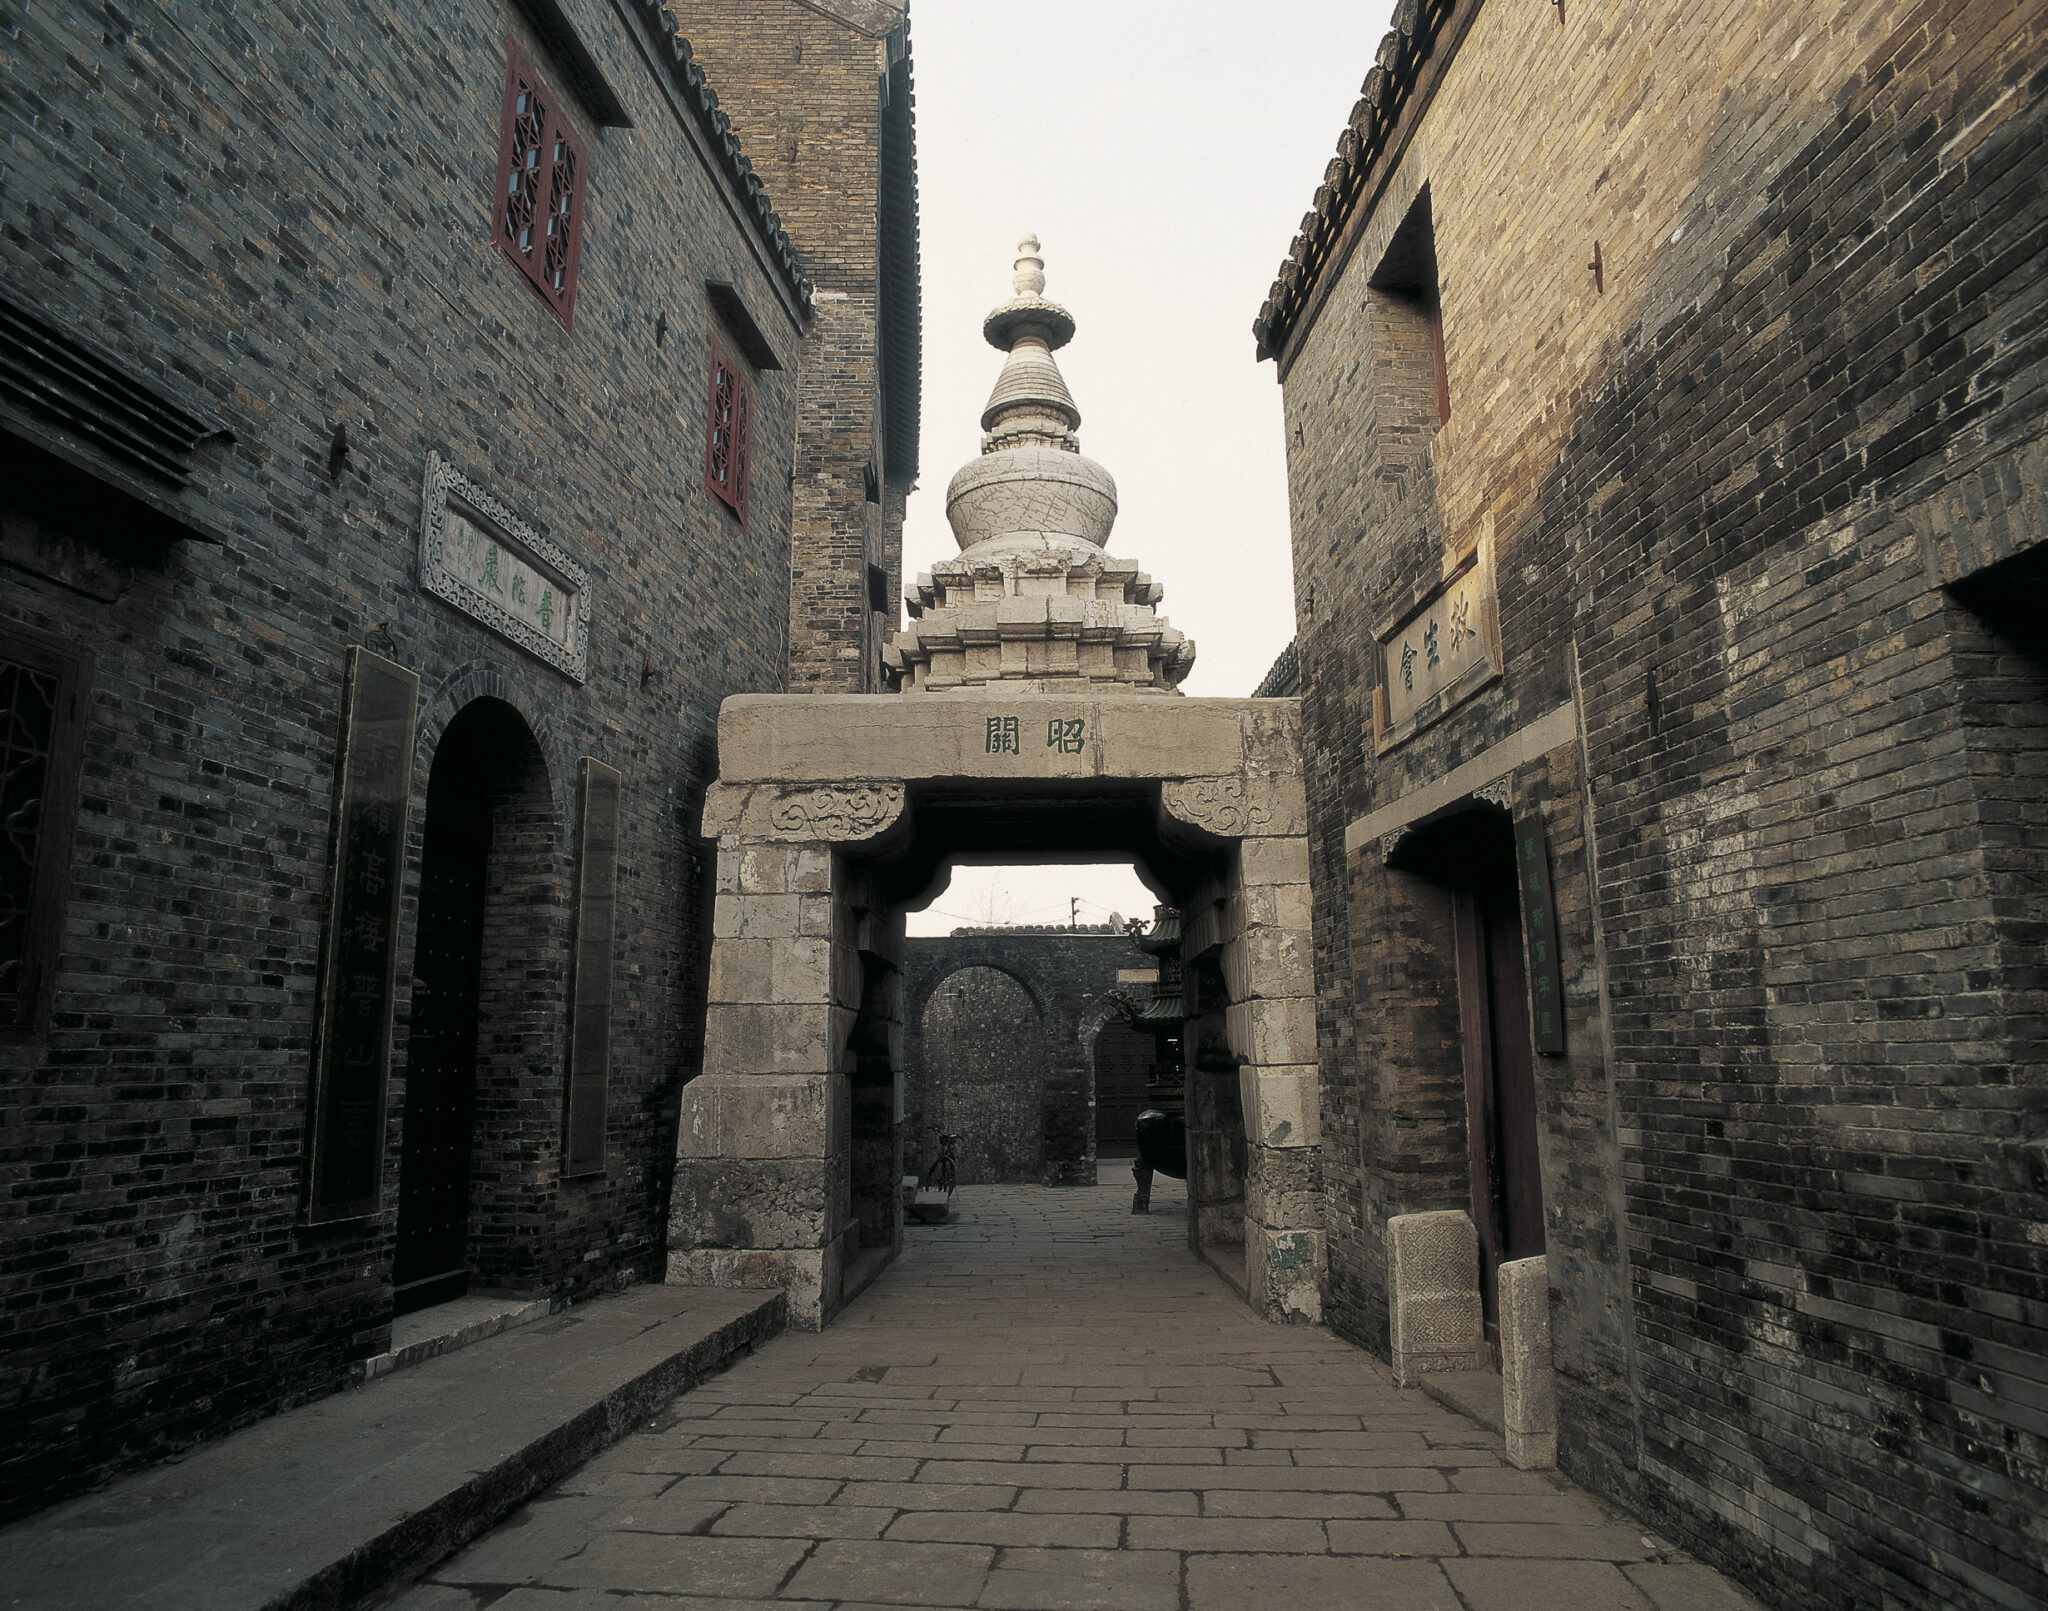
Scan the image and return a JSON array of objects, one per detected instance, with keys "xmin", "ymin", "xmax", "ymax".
[{"xmin": 387, "ymin": 1170, "xmax": 1761, "ymax": 1611}]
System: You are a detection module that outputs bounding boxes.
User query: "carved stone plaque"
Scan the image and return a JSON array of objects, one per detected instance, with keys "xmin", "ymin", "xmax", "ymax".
[
  {"xmin": 420, "ymin": 451, "xmax": 589, "ymax": 681},
  {"xmin": 305, "ymin": 647, "xmax": 419, "ymax": 1223},
  {"xmin": 1374, "ymin": 544, "xmax": 1499, "ymax": 751}
]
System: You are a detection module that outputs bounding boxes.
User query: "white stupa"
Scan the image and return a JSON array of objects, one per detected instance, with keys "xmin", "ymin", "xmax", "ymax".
[{"xmin": 888, "ymin": 236, "xmax": 1195, "ymax": 695}]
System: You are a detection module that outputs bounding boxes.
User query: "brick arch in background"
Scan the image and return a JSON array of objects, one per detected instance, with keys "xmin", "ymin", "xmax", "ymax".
[
  {"xmin": 910, "ymin": 964, "xmax": 1046, "ymax": 1186},
  {"xmin": 900, "ymin": 931, "xmax": 1150, "ymax": 1189}
]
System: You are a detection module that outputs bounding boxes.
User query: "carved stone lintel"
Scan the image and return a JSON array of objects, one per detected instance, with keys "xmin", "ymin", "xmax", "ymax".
[
  {"xmin": 1471, "ymin": 777, "xmax": 1514, "ymax": 812},
  {"xmin": 1162, "ymin": 775, "xmax": 1275, "ymax": 839},
  {"xmin": 764, "ymin": 782, "xmax": 907, "ymax": 842}
]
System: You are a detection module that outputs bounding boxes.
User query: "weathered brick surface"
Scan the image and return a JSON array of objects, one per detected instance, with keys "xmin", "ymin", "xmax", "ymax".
[
  {"xmin": 0, "ymin": 0, "xmax": 806, "ymax": 1518},
  {"xmin": 670, "ymin": 0, "xmax": 918, "ymax": 694},
  {"xmin": 1272, "ymin": 3, "xmax": 2047, "ymax": 1607},
  {"xmin": 903, "ymin": 930, "xmax": 1151, "ymax": 1187}
]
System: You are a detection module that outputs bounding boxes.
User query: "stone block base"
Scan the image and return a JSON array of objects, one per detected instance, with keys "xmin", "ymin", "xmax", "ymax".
[
  {"xmin": 1499, "ymin": 1254, "xmax": 1557, "ymax": 1469},
  {"xmin": 667, "ymin": 1246, "xmax": 839, "ymax": 1332},
  {"xmin": 1388, "ymin": 1210, "xmax": 1485, "ymax": 1386},
  {"xmin": 1247, "ymin": 1223, "xmax": 1324, "ymax": 1324}
]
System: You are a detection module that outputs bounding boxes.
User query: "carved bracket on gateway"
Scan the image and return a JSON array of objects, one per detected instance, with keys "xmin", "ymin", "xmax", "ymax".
[
  {"xmin": 1159, "ymin": 773, "xmax": 1307, "ymax": 843},
  {"xmin": 701, "ymin": 781, "xmax": 910, "ymax": 846}
]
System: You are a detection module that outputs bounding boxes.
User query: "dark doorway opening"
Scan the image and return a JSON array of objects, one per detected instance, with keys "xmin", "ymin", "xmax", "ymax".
[
  {"xmin": 1093, "ymin": 1018, "xmax": 1151, "ymax": 1156},
  {"xmin": 1399, "ymin": 808, "xmax": 1547, "ymax": 1344},
  {"xmin": 392, "ymin": 698, "xmax": 556, "ymax": 1316}
]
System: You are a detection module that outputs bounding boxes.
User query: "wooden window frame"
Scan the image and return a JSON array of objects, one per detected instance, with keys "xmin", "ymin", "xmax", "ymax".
[
  {"xmin": 492, "ymin": 39, "xmax": 589, "ymax": 332},
  {"xmin": 703, "ymin": 339, "xmax": 754, "ymax": 526},
  {"xmin": 0, "ymin": 625, "xmax": 92, "ymax": 1044}
]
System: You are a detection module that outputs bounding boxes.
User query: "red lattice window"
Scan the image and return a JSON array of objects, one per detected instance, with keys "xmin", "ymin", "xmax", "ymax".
[
  {"xmin": 492, "ymin": 41, "xmax": 588, "ymax": 331},
  {"xmin": 704, "ymin": 340, "xmax": 753, "ymax": 525}
]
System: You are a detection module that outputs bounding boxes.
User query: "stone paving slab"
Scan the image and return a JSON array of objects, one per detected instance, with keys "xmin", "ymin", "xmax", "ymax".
[
  {"xmin": 0, "ymin": 1285, "xmax": 781, "ymax": 1611},
  {"xmin": 388, "ymin": 1168, "xmax": 1770, "ymax": 1611}
]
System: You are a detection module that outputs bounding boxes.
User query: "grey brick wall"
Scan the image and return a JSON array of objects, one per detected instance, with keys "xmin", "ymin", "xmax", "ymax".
[
  {"xmin": 1274, "ymin": 3, "xmax": 2048, "ymax": 1607},
  {"xmin": 0, "ymin": 0, "xmax": 804, "ymax": 1517},
  {"xmin": 669, "ymin": 0, "xmax": 915, "ymax": 695}
]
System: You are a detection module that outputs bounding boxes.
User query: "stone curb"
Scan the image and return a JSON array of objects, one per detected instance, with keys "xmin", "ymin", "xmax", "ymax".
[{"xmin": 284, "ymin": 1293, "xmax": 786, "ymax": 1611}]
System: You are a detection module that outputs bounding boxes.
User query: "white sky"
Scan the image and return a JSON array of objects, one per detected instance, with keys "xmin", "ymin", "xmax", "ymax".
[{"xmin": 897, "ymin": 0, "xmax": 1396, "ymax": 934}]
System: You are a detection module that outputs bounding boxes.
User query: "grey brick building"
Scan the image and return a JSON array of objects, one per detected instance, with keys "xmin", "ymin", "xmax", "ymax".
[
  {"xmin": 0, "ymin": 0, "xmax": 835, "ymax": 1518},
  {"xmin": 1256, "ymin": 2, "xmax": 2046, "ymax": 1607},
  {"xmin": 667, "ymin": 0, "xmax": 921, "ymax": 694}
]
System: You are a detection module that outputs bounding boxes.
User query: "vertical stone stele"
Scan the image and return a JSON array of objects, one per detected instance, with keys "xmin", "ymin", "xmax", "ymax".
[
  {"xmin": 1498, "ymin": 1253, "xmax": 1557, "ymax": 1469},
  {"xmin": 1387, "ymin": 1210, "xmax": 1485, "ymax": 1386}
]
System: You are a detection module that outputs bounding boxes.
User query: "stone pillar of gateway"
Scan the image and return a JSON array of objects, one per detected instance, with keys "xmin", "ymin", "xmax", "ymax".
[{"xmin": 670, "ymin": 240, "xmax": 1321, "ymax": 1329}]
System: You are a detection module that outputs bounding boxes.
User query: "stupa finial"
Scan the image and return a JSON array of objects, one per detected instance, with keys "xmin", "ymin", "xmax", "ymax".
[
  {"xmin": 885, "ymin": 234, "xmax": 1197, "ymax": 695},
  {"xmin": 1013, "ymin": 234, "xmax": 1046, "ymax": 298}
]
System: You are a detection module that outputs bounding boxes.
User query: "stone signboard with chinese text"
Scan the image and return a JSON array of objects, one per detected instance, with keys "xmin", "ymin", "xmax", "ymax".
[
  {"xmin": 419, "ymin": 451, "xmax": 590, "ymax": 681},
  {"xmin": 1373, "ymin": 545, "xmax": 1499, "ymax": 751}
]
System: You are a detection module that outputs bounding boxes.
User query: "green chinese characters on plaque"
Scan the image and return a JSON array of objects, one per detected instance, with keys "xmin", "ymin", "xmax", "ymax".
[{"xmin": 981, "ymin": 714, "xmax": 1087, "ymax": 756}]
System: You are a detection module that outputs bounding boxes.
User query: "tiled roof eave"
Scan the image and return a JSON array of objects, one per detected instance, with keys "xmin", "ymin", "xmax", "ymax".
[
  {"xmin": 635, "ymin": 0, "xmax": 813, "ymax": 318},
  {"xmin": 1251, "ymin": 0, "xmax": 1479, "ymax": 368}
]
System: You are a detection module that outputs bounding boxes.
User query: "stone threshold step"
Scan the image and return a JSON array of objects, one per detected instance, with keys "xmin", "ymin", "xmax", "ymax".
[
  {"xmin": 0, "ymin": 1284, "xmax": 784, "ymax": 1611},
  {"xmin": 361, "ymin": 1292, "xmax": 553, "ymax": 1383}
]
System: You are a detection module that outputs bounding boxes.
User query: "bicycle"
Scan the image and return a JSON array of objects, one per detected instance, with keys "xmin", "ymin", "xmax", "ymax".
[{"xmin": 920, "ymin": 1132, "xmax": 959, "ymax": 1198}]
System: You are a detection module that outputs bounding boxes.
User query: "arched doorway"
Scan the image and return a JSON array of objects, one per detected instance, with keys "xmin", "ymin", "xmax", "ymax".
[
  {"xmin": 918, "ymin": 966, "xmax": 1045, "ymax": 1184},
  {"xmin": 673, "ymin": 691, "xmax": 1323, "ymax": 1330},
  {"xmin": 392, "ymin": 698, "xmax": 558, "ymax": 1315}
]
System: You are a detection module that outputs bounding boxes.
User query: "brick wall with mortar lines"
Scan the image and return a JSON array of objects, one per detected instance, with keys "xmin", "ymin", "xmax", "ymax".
[
  {"xmin": 0, "ymin": 0, "xmax": 803, "ymax": 1517},
  {"xmin": 669, "ymin": 1, "xmax": 908, "ymax": 694},
  {"xmin": 1278, "ymin": 2, "xmax": 2045, "ymax": 1607}
]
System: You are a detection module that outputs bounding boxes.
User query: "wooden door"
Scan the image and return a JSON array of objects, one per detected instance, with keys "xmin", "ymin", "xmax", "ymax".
[
  {"xmin": 1455, "ymin": 849, "xmax": 1546, "ymax": 1346},
  {"xmin": 392, "ymin": 775, "xmax": 489, "ymax": 1314},
  {"xmin": 1093, "ymin": 1019, "xmax": 1150, "ymax": 1152}
]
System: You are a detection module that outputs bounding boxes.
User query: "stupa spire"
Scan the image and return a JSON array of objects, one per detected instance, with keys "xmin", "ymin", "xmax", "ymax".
[{"xmin": 885, "ymin": 236, "xmax": 1195, "ymax": 696}]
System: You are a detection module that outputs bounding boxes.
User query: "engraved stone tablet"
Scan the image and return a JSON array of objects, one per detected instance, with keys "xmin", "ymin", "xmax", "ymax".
[
  {"xmin": 1374, "ymin": 545, "xmax": 1499, "ymax": 750},
  {"xmin": 305, "ymin": 647, "xmax": 418, "ymax": 1223},
  {"xmin": 420, "ymin": 451, "xmax": 590, "ymax": 681}
]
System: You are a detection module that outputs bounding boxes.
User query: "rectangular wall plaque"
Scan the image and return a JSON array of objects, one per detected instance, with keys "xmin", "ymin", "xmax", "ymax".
[
  {"xmin": 305, "ymin": 647, "xmax": 419, "ymax": 1222},
  {"xmin": 1514, "ymin": 811, "xmax": 1567, "ymax": 1056},
  {"xmin": 1373, "ymin": 544, "xmax": 1500, "ymax": 752},
  {"xmin": 420, "ymin": 451, "xmax": 590, "ymax": 682},
  {"xmin": 564, "ymin": 757, "xmax": 621, "ymax": 1176}
]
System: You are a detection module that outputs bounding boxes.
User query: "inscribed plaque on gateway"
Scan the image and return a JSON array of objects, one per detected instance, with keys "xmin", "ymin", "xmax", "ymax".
[
  {"xmin": 305, "ymin": 647, "xmax": 418, "ymax": 1223},
  {"xmin": 1373, "ymin": 544, "xmax": 1500, "ymax": 751},
  {"xmin": 419, "ymin": 451, "xmax": 590, "ymax": 681}
]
